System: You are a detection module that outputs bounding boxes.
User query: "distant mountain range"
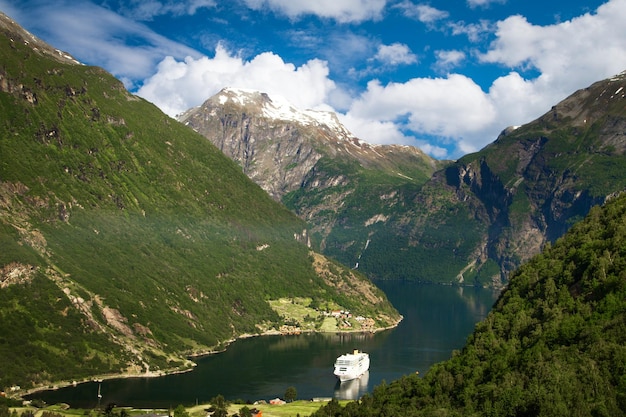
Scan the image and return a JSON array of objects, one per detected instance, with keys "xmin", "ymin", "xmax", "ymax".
[
  {"xmin": 0, "ymin": 12, "xmax": 400, "ymax": 391},
  {"xmin": 181, "ymin": 71, "xmax": 626, "ymax": 287}
]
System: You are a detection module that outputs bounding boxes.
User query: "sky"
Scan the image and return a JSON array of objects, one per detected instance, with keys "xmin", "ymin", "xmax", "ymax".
[{"xmin": 2, "ymin": 0, "xmax": 626, "ymax": 159}]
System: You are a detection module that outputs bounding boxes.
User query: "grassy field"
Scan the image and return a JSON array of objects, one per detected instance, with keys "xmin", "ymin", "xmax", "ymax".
[
  {"xmin": 8, "ymin": 399, "xmax": 346, "ymax": 417},
  {"xmin": 190, "ymin": 400, "xmax": 343, "ymax": 417}
]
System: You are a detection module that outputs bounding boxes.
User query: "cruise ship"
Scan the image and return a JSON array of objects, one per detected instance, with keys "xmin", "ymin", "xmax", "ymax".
[{"xmin": 333, "ymin": 349, "xmax": 370, "ymax": 382}]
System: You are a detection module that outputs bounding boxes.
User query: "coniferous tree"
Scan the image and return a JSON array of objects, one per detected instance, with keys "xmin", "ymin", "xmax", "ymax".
[{"xmin": 285, "ymin": 386, "xmax": 297, "ymax": 402}]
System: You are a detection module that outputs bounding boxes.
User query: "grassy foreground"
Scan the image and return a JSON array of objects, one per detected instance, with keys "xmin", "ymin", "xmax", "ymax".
[
  {"xmin": 195, "ymin": 400, "xmax": 346, "ymax": 417},
  {"xmin": 5, "ymin": 400, "xmax": 349, "ymax": 417}
]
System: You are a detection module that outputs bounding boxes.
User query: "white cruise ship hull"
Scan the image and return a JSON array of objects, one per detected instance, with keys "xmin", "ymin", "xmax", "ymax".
[{"xmin": 333, "ymin": 350, "xmax": 370, "ymax": 382}]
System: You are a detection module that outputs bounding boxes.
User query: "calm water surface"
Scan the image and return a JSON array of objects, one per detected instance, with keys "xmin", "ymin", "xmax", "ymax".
[{"xmin": 29, "ymin": 282, "xmax": 498, "ymax": 408}]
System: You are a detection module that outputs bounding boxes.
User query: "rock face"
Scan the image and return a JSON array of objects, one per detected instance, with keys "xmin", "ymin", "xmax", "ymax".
[
  {"xmin": 181, "ymin": 71, "xmax": 626, "ymax": 287},
  {"xmin": 408, "ymin": 70, "xmax": 626, "ymax": 286},
  {"xmin": 180, "ymin": 89, "xmax": 321, "ymax": 200},
  {"xmin": 179, "ymin": 88, "xmax": 437, "ymax": 201},
  {"xmin": 179, "ymin": 88, "xmax": 443, "ymax": 266}
]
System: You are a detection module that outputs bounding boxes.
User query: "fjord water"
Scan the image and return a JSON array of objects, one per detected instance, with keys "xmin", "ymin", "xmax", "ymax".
[{"xmin": 30, "ymin": 282, "xmax": 498, "ymax": 408}]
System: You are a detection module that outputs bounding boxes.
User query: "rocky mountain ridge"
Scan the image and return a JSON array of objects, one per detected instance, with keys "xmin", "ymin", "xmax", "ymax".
[
  {"xmin": 0, "ymin": 12, "xmax": 79, "ymax": 65},
  {"xmin": 179, "ymin": 87, "xmax": 438, "ymax": 201},
  {"xmin": 179, "ymin": 88, "xmax": 446, "ymax": 270},
  {"xmin": 444, "ymin": 69, "xmax": 626, "ymax": 283},
  {"xmin": 182, "ymin": 71, "xmax": 626, "ymax": 286}
]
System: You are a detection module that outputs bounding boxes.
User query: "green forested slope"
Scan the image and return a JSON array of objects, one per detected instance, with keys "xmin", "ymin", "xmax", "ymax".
[
  {"xmin": 358, "ymin": 71, "xmax": 626, "ymax": 287},
  {"xmin": 181, "ymin": 89, "xmax": 447, "ymax": 280},
  {"xmin": 314, "ymin": 193, "xmax": 626, "ymax": 416},
  {"xmin": 0, "ymin": 14, "xmax": 399, "ymax": 391}
]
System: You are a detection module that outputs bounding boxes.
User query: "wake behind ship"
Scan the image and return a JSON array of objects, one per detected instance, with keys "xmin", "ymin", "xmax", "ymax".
[{"xmin": 333, "ymin": 349, "xmax": 370, "ymax": 382}]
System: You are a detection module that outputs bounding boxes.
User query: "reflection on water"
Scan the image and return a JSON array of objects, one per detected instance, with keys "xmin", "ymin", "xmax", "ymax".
[
  {"xmin": 27, "ymin": 283, "xmax": 498, "ymax": 408},
  {"xmin": 334, "ymin": 371, "xmax": 369, "ymax": 400}
]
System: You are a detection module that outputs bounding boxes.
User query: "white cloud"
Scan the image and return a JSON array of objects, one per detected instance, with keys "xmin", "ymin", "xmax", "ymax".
[
  {"xmin": 13, "ymin": 0, "xmax": 623, "ymax": 160},
  {"xmin": 396, "ymin": 2, "xmax": 449, "ymax": 23},
  {"xmin": 349, "ymin": 76, "xmax": 496, "ymax": 136},
  {"xmin": 6, "ymin": 0, "xmax": 200, "ymax": 89},
  {"xmin": 449, "ymin": 19, "xmax": 493, "ymax": 42},
  {"xmin": 374, "ymin": 43, "xmax": 418, "ymax": 66},
  {"xmin": 433, "ymin": 50, "xmax": 466, "ymax": 71},
  {"xmin": 467, "ymin": 0, "xmax": 506, "ymax": 8},
  {"xmin": 339, "ymin": 113, "xmax": 413, "ymax": 145},
  {"xmin": 487, "ymin": 72, "xmax": 551, "ymax": 126},
  {"xmin": 136, "ymin": 44, "xmax": 337, "ymax": 117},
  {"xmin": 480, "ymin": 0, "xmax": 626, "ymax": 94},
  {"xmin": 241, "ymin": 0, "xmax": 387, "ymax": 22},
  {"xmin": 136, "ymin": 0, "xmax": 626, "ymax": 159},
  {"xmin": 339, "ymin": 113, "xmax": 449, "ymax": 157},
  {"xmin": 118, "ymin": 0, "xmax": 217, "ymax": 20}
]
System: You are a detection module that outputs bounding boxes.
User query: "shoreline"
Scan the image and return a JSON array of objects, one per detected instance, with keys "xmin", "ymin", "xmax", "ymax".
[{"xmin": 17, "ymin": 319, "xmax": 402, "ymax": 401}]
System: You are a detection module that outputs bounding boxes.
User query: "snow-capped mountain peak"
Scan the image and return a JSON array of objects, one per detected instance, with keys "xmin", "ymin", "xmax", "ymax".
[{"xmin": 215, "ymin": 87, "xmax": 359, "ymax": 142}]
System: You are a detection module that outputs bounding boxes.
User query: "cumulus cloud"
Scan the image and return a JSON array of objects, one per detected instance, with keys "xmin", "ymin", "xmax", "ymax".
[
  {"xmin": 396, "ymin": 1, "xmax": 450, "ymax": 24},
  {"xmin": 241, "ymin": 0, "xmax": 387, "ymax": 22},
  {"xmin": 373, "ymin": 43, "xmax": 418, "ymax": 66},
  {"xmin": 136, "ymin": 44, "xmax": 337, "ymax": 117},
  {"xmin": 339, "ymin": 113, "xmax": 413, "ymax": 145},
  {"xmin": 480, "ymin": 0, "xmax": 626, "ymax": 104},
  {"xmin": 467, "ymin": 0, "xmax": 506, "ymax": 8},
  {"xmin": 135, "ymin": 0, "xmax": 626, "ymax": 158},
  {"xmin": 13, "ymin": 0, "xmax": 625, "ymax": 159},
  {"xmin": 344, "ymin": 75, "xmax": 496, "ymax": 155},
  {"xmin": 342, "ymin": 0, "xmax": 626, "ymax": 157},
  {"xmin": 487, "ymin": 72, "xmax": 550, "ymax": 126},
  {"xmin": 88, "ymin": 0, "xmax": 626, "ymax": 159},
  {"xmin": 349, "ymin": 0, "xmax": 626, "ymax": 157},
  {"xmin": 433, "ymin": 50, "xmax": 466, "ymax": 71},
  {"xmin": 339, "ymin": 113, "xmax": 449, "ymax": 157},
  {"xmin": 449, "ymin": 19, "xmax": 493, "ymax": 42}
]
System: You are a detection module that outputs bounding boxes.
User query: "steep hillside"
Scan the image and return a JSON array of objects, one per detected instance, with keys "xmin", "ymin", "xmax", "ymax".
[
  {"xmin": 180, "ymin": 72, "xmax": 626, "ymax": 288},
  {"xmin": 179, "ymin": 88, "xmax": 447, "ymax": 271},
  {"xmin": 359, "ymin": 71, "xmax": 626, "ymax": 286},
  {"xmin": 313, "ymin": 192, "xmax": 626, "ymax": 416},
  {"xmin": 399, "ymin": 70, "xmax": 626, "ymax": 286},
  {"xmin": 0, "ymin": 13, "xmax": 400, "ymax": 392}
]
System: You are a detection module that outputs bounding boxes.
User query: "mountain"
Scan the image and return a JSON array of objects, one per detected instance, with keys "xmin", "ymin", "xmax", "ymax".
[
  {"xmin": 402, "ymin": 70, "xmax": 626, "ymax": 286},
  {"xmin": 0, "ymin": 12, "xmax": 400, "ymax": 391},
  {"xmin": 312, "ymin": 192, "xmax": 626, "ymax": 416},
  {"xmin": 179, "ymin": 88, "xmax": 448, "ymax": 271},
  {"xmin": 179, "ymin": 88, "xmax": 442, "ymax": 202},
  {"xmin": 182, "ymin": 72, "xmax": 626, "ymax": 287}
]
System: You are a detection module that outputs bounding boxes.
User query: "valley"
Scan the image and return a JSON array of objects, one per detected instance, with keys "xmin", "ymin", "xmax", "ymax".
[
  {"xmin": 2, "ymin": 8, "xmax": 626, "ymax": 416},
  {"xmin": 0, "ymin": 12, "xmax": 400, "ymax": 394},
  {"xmin": 181, "ymin": 71, "xmax": 626, "ymax": 288}
]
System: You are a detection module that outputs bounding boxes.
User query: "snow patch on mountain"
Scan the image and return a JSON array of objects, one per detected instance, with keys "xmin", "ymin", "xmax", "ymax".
[{"xmin": 217, "ymin": 87, "xmax": 359, "ymax": 143}]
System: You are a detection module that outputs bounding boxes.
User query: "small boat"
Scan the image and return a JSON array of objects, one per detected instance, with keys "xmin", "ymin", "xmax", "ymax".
[{"xmin": 333, "ymin": 349, "xmax": 370, "ymax": 382}]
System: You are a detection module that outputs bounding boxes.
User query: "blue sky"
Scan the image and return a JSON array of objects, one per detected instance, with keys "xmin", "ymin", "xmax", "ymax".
[{"xmin": 2, "ymin": 0, "xmax": 626, "ymax": 159}]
